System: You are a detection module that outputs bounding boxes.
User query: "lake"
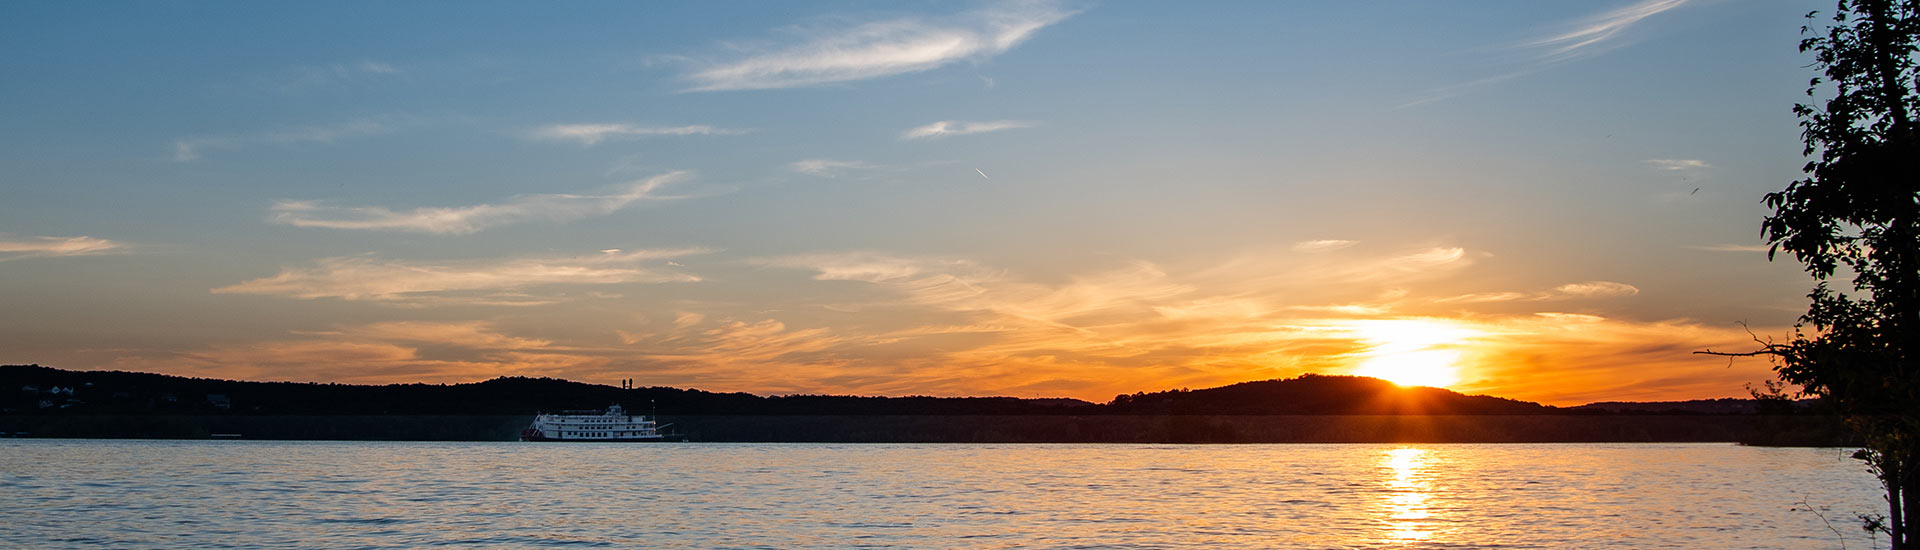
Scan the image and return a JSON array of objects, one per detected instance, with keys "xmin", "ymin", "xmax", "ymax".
[{"xmin": 0, "ymin": 441, "xmax": 1884, "ymax": 549}]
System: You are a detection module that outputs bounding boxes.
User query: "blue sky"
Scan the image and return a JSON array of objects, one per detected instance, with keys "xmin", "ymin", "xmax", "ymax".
[{"xmin": 0, "ymin": 0, "xmax": 1824, "ymax": 404}]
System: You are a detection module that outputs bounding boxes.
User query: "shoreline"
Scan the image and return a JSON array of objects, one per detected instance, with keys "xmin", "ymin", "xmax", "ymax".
[{"xmin": 0, "ymin": 414, "xmax": 1852, "ymax": 445}]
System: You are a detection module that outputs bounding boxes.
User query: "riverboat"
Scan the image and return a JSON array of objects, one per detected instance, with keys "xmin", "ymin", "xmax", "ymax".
[{"xmin": 520, "ymin": 404, "xmax": 682, "ymax": 442}]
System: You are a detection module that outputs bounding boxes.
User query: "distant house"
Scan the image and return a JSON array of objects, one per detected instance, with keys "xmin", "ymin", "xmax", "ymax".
[
  {"xmin": 19, "ymin": 385, "xmax": 38, "ymax": 393},
  {"xmin": 205, "ymin": 394, "xmax": 232, "ymax": 410}
]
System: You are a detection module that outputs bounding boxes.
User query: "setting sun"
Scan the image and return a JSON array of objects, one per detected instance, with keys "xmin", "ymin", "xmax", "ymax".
[{"xmin": 1346, "ymin": 320, "xmax": 1479, "ymax": 388}]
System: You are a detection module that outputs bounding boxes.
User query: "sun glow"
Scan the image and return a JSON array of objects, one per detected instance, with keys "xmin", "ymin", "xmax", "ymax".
[{"xmin": 1346, "ymin": 319, "xmax": 1479, "ymax": 388}]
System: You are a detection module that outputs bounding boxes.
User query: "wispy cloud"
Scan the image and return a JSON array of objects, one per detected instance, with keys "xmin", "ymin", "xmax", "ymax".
[
  {"xmin": 1291, "ymin": 239, "xmax": 1358, "ymax": 253},
  {"xmin": 211, "ymin": 248, "xmax": 709, "ymax": 304},
  {"xmin": 790, "ymin": 159, "xmax": 880, "ymax": 177},
  {"xmin": 733, "ymin": 247, "xmax": 1756, "ymax": 403},
  {"xmin": 273, "ymin": 60, "xmax": 402, "ymax": 92},
  {"xmin": 528, "ymin": 123, "xmax": 748, "ymax": 146},
  {"xmin": 1526, "ymin": 0, "xmax": 1688, "ymax": 63},
  {"xmin": 0, "ymin": 235, "xmax": 130, "ymax": 261},
  {"xmin": 1435, "ymin": 280, "xmax": 1640, "ymax": 303},
  {"xmin": 306, "ymin": 321, "xmax": 553, "ymax": 350},
  {"xmin": 1645, "ymin": 158, "xmax": 1711, "ymax": 171},
  {"xmin": 270, "ymin": 171, "xmax": 689, "ymax": 234},
  {"xmin": 169, "ymin": 242, "xmax": 1766, "ymax": 402},
  {"xmin": 901, "ymin": 120, "xmax": 1035, "ymax": 140},
  {"xmin": 756, "ymin": 252, "xmax": 997, "ymax": 285},
  {"xmin": 103, "ymin": 320, "xmax": 620, "ymax": 385},
  {"xmin": 1396, "ymin": 72, "xmax": 1530, "ymax": 109},
  {"xmin": 1431, "ymin": 291, "xmax": 1534, "ymax": 304},
  {"xmin": 1400, "ymin": 0, "xmax": 1688, "ymax": 108},
  {"xmin": 684, "ymin": 1, "xmax": 1077, "ymax": 91},
  {"xmin": 1688, "ymin": 243, "xmax": 1768, "ymax": 253},
  {"xmin": 173, "ymin": 119, "xmax": 390, "ymax": 162},
  {"xmin": 1552, "ymin": 281, "xmax": 1640, "ymax": 298}
]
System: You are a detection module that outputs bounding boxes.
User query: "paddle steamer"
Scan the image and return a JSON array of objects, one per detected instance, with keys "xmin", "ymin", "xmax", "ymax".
[{"xmin": 520, "ymin": 404, "xmax": 682, "ymax": 442}]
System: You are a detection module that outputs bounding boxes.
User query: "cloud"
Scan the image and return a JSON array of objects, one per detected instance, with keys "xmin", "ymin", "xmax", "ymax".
[
  {"xmin": 312, "ymin": 321, "xmax": 553, "ymax": 350},
  {"xmin": 211, "ymin": 248, "xmax": 709, "ymax": 304},
  {"xmin": 162, "ymin": 242, "xmax": 1765, "ymax": 402},
  {"xmin": 1552, "ymin": 281, "xmax": 1641, "ymax": 298},
  {"xmin": 174, "ymin": 119, "xmax": 389, "ymax": 162},
  {"xmin": 739, "ymin": 247, "xmax": 1768, "ymax": 404},
  {"xmin": 756, "ymin": 252, "xmax": 998, "ymax": 285},
  {"xmin": 0, "ymin": 235, "xmax": 130, "ymax": 261},
  {"xmin": 1394, "ymin": 247, "xmax": 1467, "ymax": 267},
  {"xmin": 101, "ymin": 321, "xmax": 620, "ymax": 385},
  {"xmin": 673, "ymin": 312, "xmax": 706, "ymax": 328},
  {"xmin": 1400, "ymin": 0, "xmax": 1687, "ymax": 108},
  {"xmin": 272, "ymin": 60, "xmax": 402, "ymax": 92},
  {"xmin": 1291, "ymin": 239, "xmax": 1358, "ymax": 253},
  {"xmin": 1453, "ymin": 315, "xmax": 1776, "ymax": 405},
  {"xmin": 270, "ymin": 171, "xmax": 689, "ymax": 234},
  {"xmin": 528, "ymin": 124, "xmax": 747, "ymax": 146},
  {"xmin": 1688, "ymin": 243, "xmax": 1768, "ymax": 253},
  {"xmin": 1645, "ymin": 158, "xmax": 1711, "ymax": 171},
  {"xmin": 900, "ymin": 119, "xmax": 1035, "ymax": 140},
  {"xmin": 1436, "ymin": 281, "xmax": 1640, "ymax": 303},
  {"xmin": 355, "ymin": 61, "xmax": 401, "ymax": 75},
  {"xmin": 1526, "ymin": 0, "xmax": 1689, "ymax": 63},
  {"xmin": 1431, "ymin": 291, "xmax": 1533, "ymax": 304},
  {"xmin": 790, "ymin": 159, "xmax": 880, "ymax": 177},
  {"xmin": 684, "ymin": 1, "xmax": 1077, "ymax": 91}
]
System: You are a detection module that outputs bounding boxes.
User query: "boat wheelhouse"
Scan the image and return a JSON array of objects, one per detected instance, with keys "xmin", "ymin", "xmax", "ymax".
[{"xmin": 520, "ymin": 404, "xmax": 680, "ymax": 442}]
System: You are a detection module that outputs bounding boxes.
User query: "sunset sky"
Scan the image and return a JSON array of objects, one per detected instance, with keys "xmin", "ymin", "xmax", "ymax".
[{"xmin": 0, "ymin": 0, "xmax": 1826, "ymax": 405}]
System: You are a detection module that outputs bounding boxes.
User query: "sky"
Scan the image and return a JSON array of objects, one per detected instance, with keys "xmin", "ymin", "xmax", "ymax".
[{"xmin": 0, "ymin": 0, "xmax": 1830, "ymax": 406}]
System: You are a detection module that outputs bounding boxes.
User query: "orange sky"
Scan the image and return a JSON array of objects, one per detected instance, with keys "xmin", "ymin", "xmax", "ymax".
[{"xmin": 1, "ymin": 1, "xmax": 1820, "ymax": 406}]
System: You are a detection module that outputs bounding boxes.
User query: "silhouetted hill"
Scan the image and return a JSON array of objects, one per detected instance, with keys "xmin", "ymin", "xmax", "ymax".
[
  {"xmin": 1105, "ymin": 374, "xmax": 1555, "ymax": 415},
  {"xmin": 19, "ymin": 365, "xmax": 1826, "ymax": 418},
  {"xmin": 2, "ymin": 365, "xmax": 1858, "ymax": 444},
  {"xmin": 4, "ymin": 366, "xmax": 1569, "ymax": 416},
  {"xmin": 0, "ymin": 364, "xmax": 1096, "ymax": 416}
]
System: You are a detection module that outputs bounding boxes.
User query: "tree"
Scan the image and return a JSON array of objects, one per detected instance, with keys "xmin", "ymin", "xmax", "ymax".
[{"xmin": 1760, "ymin": 0, "xmax": 1920, "ymax": 546}]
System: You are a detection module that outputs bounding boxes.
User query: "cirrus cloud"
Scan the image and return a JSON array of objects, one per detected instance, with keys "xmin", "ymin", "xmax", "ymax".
[
  {"xmin": 1553, "ymin": 281, "xmax": 1641, "ymax": 298},
  {"xmin": 1645, "ymin": 158, "xmax": 1711, "ymax": 171},
  {"xmin": 528, "ymin": 124, "xmax": 748, "ymax": 146},
  {"xmin": 900, "ymin": 119, "xmax": 1035, "ymax": 140},
  {"xmin": 211, "ymin": 248, "xmax": 710, "ymax": 305},
  {"xmin": 174, "ymin": 119, "xmax": 390, "ymax": 162},
  {"xmin": 0, "ymin": 235, "xmax": 131, "ymax": 261},
  {"xmin": 684, "ymin": 1, "xmax": 1078, "ymax": 91},
  {"xmin": 270, "ymin": 171, "xmax": 691, "ymax": 234}
]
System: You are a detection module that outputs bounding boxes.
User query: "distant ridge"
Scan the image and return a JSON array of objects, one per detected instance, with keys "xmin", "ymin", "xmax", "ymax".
[
  {"xmin": 2, "ymin": 364, "xmax": 1771, "ymax": 416},
  {"xmin": 1, "ymin": 365, "xmax": 1855, "ymax": 444},
  {"xmin": 0, "ymin": 364, "xmax": 1090, "ymax": 416},
  {"xmin": 1106, "ymin": 374, "xmax": 1554, "ymax": 415}
]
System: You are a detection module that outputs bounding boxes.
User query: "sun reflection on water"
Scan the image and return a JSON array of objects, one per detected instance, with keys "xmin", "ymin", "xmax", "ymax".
[{"xmin": 1380, "ymin": 447, "xmax": 1435, "ymax": 542}]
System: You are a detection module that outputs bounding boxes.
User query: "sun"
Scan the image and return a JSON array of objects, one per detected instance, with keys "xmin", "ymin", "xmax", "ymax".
[
  {"xmin": 1355, "ymin": 349, "xmax": 1463, "ymax": 388},
  {"xmin": 1344, "ymin": 319, "xmax": 1478, "ymax": 388}
]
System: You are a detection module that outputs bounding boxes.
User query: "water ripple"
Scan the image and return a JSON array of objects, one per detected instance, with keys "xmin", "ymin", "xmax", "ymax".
[{"xmin": 0, "ymin": 441, "xmax": 1884, "ymax": 549}]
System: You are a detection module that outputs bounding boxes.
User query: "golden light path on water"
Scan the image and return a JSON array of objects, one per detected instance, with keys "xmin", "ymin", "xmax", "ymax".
[{"xmin": 1381, "ymin": 447, "xmax": 1436, "ymax": 542}]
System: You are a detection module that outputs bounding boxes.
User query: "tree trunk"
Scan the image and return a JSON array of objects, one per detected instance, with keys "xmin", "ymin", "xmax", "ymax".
[
  {"xmin": 1893, "ymin": 468, "xmax": 1906, "ymax": 550},
  {"xmin": 1894, "ymin": 451, "xmax": 1916, "ymax": 550}
]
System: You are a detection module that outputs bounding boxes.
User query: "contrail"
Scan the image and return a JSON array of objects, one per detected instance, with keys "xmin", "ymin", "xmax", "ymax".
[{"xmin": 975, "ymin": 168, "xmax": 990, "ymax": 180}]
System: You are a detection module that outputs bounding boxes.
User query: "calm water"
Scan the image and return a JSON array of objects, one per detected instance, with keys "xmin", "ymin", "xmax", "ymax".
[{"xmin": 0, "ymin": 441, "xmax": 1885, "ymax": 549}]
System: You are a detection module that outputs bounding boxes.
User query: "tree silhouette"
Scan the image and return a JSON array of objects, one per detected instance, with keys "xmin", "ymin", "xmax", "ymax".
[{"xmin": 1742, "ymin": 0, "xmax": 1920, "ymax": 546}]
